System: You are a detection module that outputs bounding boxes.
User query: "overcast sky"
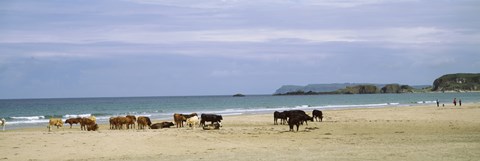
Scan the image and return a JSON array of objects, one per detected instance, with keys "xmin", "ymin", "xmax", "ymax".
[{"xmin": 0, "ymin": 0, "xmax": 479, "ymax": 98}]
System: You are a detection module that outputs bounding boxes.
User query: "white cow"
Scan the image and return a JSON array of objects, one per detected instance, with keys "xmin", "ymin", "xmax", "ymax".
[
  {"xmin": 186, "ymin": 116, "xmax": 200, "ymax": 129},
  {"xmin": 1, "ymin": 118, "xmax": 5, "ymax": 131}
]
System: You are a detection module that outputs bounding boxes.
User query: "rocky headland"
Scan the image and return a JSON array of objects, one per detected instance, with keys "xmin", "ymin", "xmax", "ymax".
[{"xmin": 274, "ymin": 73, "xmax": 480, "ymax": 95}]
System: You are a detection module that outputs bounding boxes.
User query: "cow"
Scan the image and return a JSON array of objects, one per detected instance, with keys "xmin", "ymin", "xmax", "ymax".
[
  {"xmin": 65, "ymin": 117, "xmax": 82, "ymax": 128},
  {"xmin": 284, "ymin": 110, "xmax": 307, "ymax": 118},
  {"xmin": 109, "ymin": 117, "xmax": 117, "ymax": 129},
  {"xmin": 273, "ymin": 111, "xmax": 287, "ymax": 125},
  {"xmin": 200, "ymin": 114, "xmax": 223, "ymax": 126},
  {"xmin": 109, "ymin": 116, "xmax": 125, "ymax": 130},
  {"xmin": 284, "ymin": 110, "xmax": 313, "ymax": 125},
  {"xmin": 202, "ymin": 122, "xmax": 221, "ymax": 130},
  {"xmin": 186, "ymin": 116, "xmax": 200, "ymax": 129},
  {"xmin": 87, "ymin": 124, "xmax": 99, "ymax": 131},
  {"xmin": 79, "ymin": 117, "xmax": 96, "ymax": 131},
  {"xmin": 288, "ymin": 114, "xmax": 303, "ymax": 132},
  {"xmin": 173, "ymin": 113, "xmax": 197, "ymax": 128},
  {"xmin": 1, "ymin": 118, "xmax": 5, "ymax": 131},
  {"xmin": 48, "ymin": 118, "xmax": 63, "ymax": 132},
  {"xmin": 173, "ymin": 113, "xmax": 187, "ymax": 128},
  {"xmin": 312, "ymin": 110, "xmax": 323, "ymax": 122},
  {"xmin": 150, "ymin": 122, "xmax": 175, "ymax": 129},
  {"xmin": 137, "ymin": 116, "xmax": 152, "ymax": 130},
  {"xmin": 113, "ymin": 116, "xmax": 129, "ymax": 130},
  {"xmin": 184, "ymin": 113, "xmax": 198, "ymax": 118},
  {"xmin": 126, "ymin": 115, "xmax": 136, "ymax": 129},
  {"xmin": 300, "ymin": 114, "xmax": 314, "ymax": 125}
]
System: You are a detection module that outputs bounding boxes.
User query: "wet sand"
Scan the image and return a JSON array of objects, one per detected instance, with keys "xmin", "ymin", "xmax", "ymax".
[{"xmin": 1, "ymin": 103, "xmax": 479, "ymax": 161}]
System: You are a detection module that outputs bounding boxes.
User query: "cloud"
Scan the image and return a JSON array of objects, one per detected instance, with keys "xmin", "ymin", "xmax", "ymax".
[
  {"xmin": 2, "ymin": 26, "xmax": 477, "ymax": 46},
  {"xmin": 124, "ymin": 0, "xmax": 417, "ymax": 8}
]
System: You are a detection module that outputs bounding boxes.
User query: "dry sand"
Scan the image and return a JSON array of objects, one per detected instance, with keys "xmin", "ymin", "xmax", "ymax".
[{"xmin": 1, "ymin": 104, "xmax": 479, "ymax": 161}]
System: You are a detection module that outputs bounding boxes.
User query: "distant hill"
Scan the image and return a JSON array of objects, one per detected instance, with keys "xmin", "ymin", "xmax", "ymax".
[
  {"xmin": 274, "ymin": 83, "xmax": 429, "ymax": 95},
  {"xmin": 432, "ymin": 73, "xmax": 480, "ymax": 91},
  {"xmin": 274, "ymin": 83, "xmax": 381, "ymax": 94}
]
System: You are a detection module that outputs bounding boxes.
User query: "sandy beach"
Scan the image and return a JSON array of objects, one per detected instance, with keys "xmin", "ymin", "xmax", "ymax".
[{"xmin": 1, "ymin": 103, "xmax": 479, "ymax": 161}]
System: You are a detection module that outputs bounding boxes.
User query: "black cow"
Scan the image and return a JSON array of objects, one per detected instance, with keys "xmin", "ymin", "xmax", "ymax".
[
  {"xmin": 312, "ymin": 110, "xmax": 323, "ymax": 122},
  {"xmin": 150, "ymin": 122, "xmax": 175, "ymax": 129},
  {"xmin": 273, "ymin": 111, "xmax": 287, "ymax": 125},
  {"xmin": 300, "ymin": 114, "xmax": 314, "ymax": 125},
  {"xmin": 284, "ymin": 110, "xmax": 312, "ymax": 125},
  {"xmin": 284, "ymin": 110, "xmax": 307, "ymax": 118},
  {"xmin": 288, "ymin": 114, "xmax": 303, "ymax": 132},
  {"xmin": 200, "ymin": 114, "xmax": 223, "ymax": 126}
]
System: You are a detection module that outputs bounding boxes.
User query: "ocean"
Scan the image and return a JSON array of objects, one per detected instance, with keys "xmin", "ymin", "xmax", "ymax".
[{"xmin": 1, "ymin": 92, "xmax": 478, "ymax": 129}]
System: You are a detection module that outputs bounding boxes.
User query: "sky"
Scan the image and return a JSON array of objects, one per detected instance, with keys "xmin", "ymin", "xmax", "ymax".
[{"xmin": 0, "ymin": 0, "xmax": 479, "ymax": 99}]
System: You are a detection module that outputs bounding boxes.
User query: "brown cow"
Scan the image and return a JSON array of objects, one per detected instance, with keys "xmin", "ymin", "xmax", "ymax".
[
  {"xmin": 173, "ymin": 113, "xmax": 186, "ymax": 128},
  {"xmin": 87, "ymin": 124, "xmax": 99, "ymax": 131},
  {"xmin": 126, "ymin": 115, "xmax": 136, "ymax": 129},
  {"xmin": 114, "ymin": 116, "xmax": 129, "ymax": 130},
  {"xmin": 79, "ymin": 117, "xmax": 96, "ymax": 131},
  {"xmin": 109, "ymin": 117, "xmax": 116, "ymax": 129},
  {"xmin": 173, "ymin": 113, "xmax": 197, "ymax": 128},
  {"xmin": 150, "ymin": 122, "xmax": 174, "ymax": 129},
  {"xmin": 137, "ymin": 116, "xmax": 152, "ymax": 130},
  {"xmin": 65, "ymin": 117, "xmax": 82, "ymax": 128}
]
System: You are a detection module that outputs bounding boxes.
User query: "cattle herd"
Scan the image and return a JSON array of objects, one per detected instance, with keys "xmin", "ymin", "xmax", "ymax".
[
  {"xmin": 1, "ymin": 109, "xmax": 323, "ymax": 132},
  {"xmin": 43, "ymin": 113, "xmax": 224, "ymax": 132}
]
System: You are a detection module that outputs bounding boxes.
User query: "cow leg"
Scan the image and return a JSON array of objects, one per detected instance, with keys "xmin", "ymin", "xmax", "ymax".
[{"xmin": 296, "ymin": 124, "xmax": 299, "ymax": 131}]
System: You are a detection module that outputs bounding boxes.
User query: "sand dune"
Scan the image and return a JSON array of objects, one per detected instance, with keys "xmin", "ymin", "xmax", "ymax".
[{"xmin": 1, "ymin": 104, "xmax": 479, "ymax": 161}]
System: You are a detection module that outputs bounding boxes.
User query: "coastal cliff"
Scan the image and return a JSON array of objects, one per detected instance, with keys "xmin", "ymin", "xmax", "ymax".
[
  {"xmin": 274, "ymin": 73, "xmax": 479, "ymax": 95},
  {"xmin": 432, "ymin": 73, "xmax": 480, "ymax": 91},
  {"xmin": 380, "ymin": 84, "xmax": 414, "ymax": 93},
  {"xmin": 274, "ymin": 84, "xmax": 416, "ymax": 95}
]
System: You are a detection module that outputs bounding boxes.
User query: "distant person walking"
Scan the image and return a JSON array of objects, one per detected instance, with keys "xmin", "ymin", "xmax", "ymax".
[
  {"xmin": 436, "ymin": 99, "xmax": 440, "ymax": 107},
  {"xmin": 453, "ymin": 98, "xmax": 457, "ymax": 106},
  {"xmin": 459, "ymin": 99, "xmax": 462, "ymax": 106}
]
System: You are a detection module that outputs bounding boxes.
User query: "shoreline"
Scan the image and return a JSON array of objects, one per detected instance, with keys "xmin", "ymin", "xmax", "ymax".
[
  {"xmin": 3, "ymin": 92, "xmax": 479, "ymax": 130},
  {"xmin": 1, "ymin": 103, "xmax": 479, "ymax": 160},
  {"xmin": 1, "ymin": 102, "xmax": 431, "ymax": 130},
  {"xmin": 3, "ymin": 102, "xmax": 473, "ymax": 131}
]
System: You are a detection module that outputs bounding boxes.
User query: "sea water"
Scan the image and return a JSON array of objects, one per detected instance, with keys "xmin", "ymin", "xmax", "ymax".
[{"xmin": 1, "ymin": 92, "xmax": 478, "ymax": 129}]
